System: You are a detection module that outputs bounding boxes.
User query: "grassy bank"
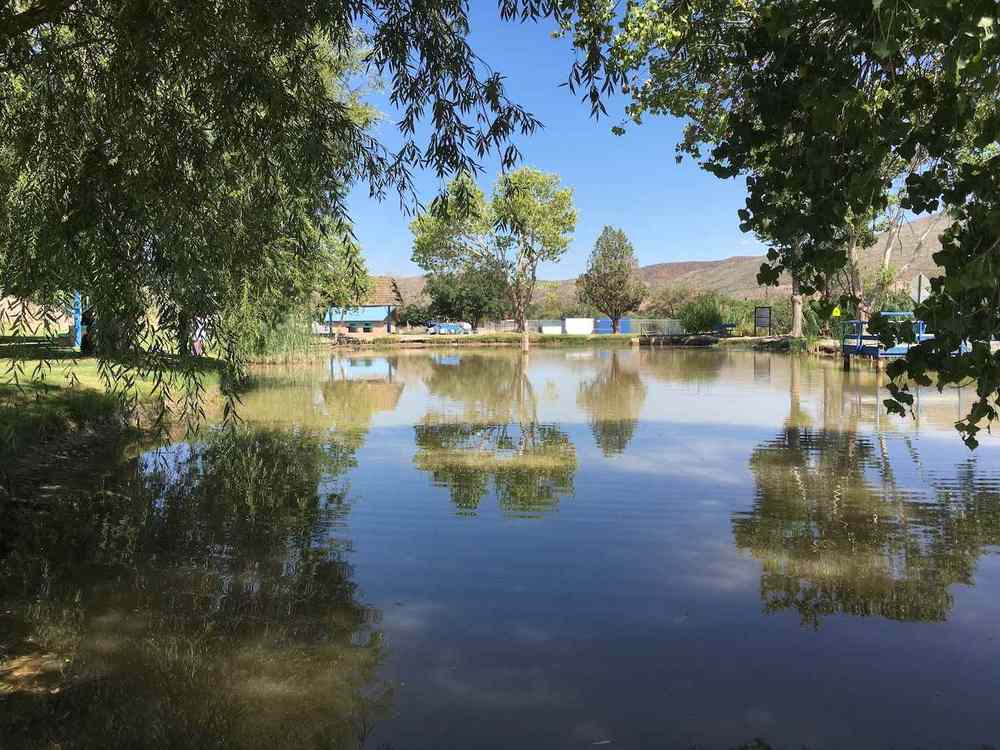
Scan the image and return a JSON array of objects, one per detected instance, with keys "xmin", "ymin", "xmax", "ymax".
[{"xmin": 0, "ymin": 337, "xmax": 223, "ymax": 486}]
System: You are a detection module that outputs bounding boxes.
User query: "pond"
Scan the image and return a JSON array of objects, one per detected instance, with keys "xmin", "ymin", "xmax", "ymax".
[{"xmin": 3, "ymin": 348, "xmax": 1000, "ymax": 749}]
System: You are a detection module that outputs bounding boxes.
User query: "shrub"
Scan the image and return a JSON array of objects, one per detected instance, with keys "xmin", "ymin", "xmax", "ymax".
[{"xmin": 678, "ymin": 293, "xmax": 725, "ymax": 333}]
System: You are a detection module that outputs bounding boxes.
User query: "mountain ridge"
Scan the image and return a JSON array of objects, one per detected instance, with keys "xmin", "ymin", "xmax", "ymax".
[{"xmin": 382, "ymin": 213, "xmax": 950, "ymax": 307}]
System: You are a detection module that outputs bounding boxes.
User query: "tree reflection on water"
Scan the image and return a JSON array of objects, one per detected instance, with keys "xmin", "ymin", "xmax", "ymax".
[
  {"xmin": 0, "ymin": 428, "xmax": 388, "ymax": 749},
  {"xmin": 413, "ymin": 353, "xmax": 577, "ymax": 516},
  {"xmin": 576, "ymin": 351, "xmax": 647, "ymax": 456},
  {"xmin": 735, "ymin": 357, "xmax": 1000, "ymax": 627}
]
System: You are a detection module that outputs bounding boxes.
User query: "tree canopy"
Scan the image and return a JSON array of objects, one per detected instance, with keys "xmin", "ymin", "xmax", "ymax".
[
  {"xmin": 5, "ymin": 0, "xmax": 1000, "ymax": 442},
  {"xmin": 576, "ymin": 226, "xmax": 647, "ymax": 332},
  {"xmin": 551, "ymin": 0, "xmax": 1000, "ymax": 445},
  {"xmin": 410, "ymin": 167, "xmax": 576, "ymax": 347},
  {"xmin": 0, "ymin": 0, "xmax": 565, "ymax": 415},
  {"xmin": 425, "ymin": 267, "xmax": 509, "ymax": 330}
]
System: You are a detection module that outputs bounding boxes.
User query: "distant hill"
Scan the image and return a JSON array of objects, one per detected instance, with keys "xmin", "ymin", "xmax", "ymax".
[{"xmin": 379, "ymin": 213, "xmax": 951, "ymax": 307}]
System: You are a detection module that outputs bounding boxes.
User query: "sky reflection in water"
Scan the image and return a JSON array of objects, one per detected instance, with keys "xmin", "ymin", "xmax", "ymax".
[{"xmin": 3, "ymin": 348, "xmax": 999, "ymax": 749}]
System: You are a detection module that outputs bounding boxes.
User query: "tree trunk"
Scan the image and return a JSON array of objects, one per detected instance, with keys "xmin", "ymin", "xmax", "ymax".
[
  {"xmin": 789, "ymin": 237, "xmax": 804, "ymax": 338},
  {"xmin": 177, "ymin": 310, "xmax": 192, "ymax": 356},
  {"xmin": 516, "ymin": 307, "xmax": 530, "ymax": 351},
  {"xmin": 847, "ymin": 235, "xmax": 869, "ymax": 321},
  {"xmin": 612, "ymin": 317, "xmax": 620, "ymax": 334},
  {"xmin": 790, "ymin": 276, "xmax": 804, "ymax": 338},
  {"xmin": 94, "ymin": 303, "xmax": 126, "ymax": 358}
]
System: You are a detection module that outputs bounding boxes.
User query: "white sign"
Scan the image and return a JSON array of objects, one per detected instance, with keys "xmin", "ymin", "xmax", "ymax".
[{"xmin": 910, "ymin": 274, "xmax": 931, "ymax": 304}]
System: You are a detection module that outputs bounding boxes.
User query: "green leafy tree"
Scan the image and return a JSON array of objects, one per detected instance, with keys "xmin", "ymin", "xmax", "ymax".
[
  {"xmin": 549, "ymin": 0, "xmax": 1000, "ymax": 445},
  {"xmin": 396, "ymin": 303, "xmax": 432, "ymax": 328},
  {"xmin": 410, "ymin": 168, "xmax": 577, "ymax": 350},
  {"xmin": 425, "ymin": 267, "xmax": 509, "ymax": 330},
  {"xmin": 575, "ymin": 226, "xmax": 647, "ymax": 333},
  {"xmin": 224, "ymin": 230, "xmax": 372, "ymax": 358}
]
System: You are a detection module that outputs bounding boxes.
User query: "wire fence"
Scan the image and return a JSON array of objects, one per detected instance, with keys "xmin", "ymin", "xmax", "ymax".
[{"xmin": 630, "ymin": 319, "xmax": 685, "ymax": 336}]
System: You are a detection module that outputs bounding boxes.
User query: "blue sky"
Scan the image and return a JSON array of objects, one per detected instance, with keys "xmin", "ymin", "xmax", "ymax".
[{"xmin": 347, "ymin": 8, "xmax": 765, "ymax": 279}]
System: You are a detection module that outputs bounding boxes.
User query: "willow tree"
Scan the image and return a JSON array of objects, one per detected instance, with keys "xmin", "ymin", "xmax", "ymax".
[
  {"xmin": 410, "ymin": 168, "xmax": 577, "ymax": 350},
  {"xmin": 576, "ymin": 226, "xmax": 647, "ymax": 333},
  {"xmin": 0, "ymin": 0, "xmax": 567, "ymax": 419}
]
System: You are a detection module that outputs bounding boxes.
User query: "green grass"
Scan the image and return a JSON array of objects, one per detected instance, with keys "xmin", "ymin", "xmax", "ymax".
[{"xmin": 1, "ymin": 335, "xmax": 224, "ymax": 466}]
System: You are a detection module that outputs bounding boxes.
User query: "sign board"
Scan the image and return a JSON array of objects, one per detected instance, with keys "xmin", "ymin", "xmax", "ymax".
[
  {"xmin": 754, "ymin": 306, "xmax": 772, "ymax": 333},
  {"xmin": 831, "ymin": 305, "xmax": 841, "ymax": 318},
  {"xmin": 910, "ymin": 274, "xmax": 931, "ymax": 304}
]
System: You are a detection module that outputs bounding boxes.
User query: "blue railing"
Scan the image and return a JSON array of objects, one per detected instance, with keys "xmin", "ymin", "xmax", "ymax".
[{"xmin": 841, "ymin": 313, "xmax": 930, "ymax": 358}]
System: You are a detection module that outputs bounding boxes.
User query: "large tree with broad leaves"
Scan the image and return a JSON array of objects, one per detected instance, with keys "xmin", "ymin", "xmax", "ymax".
[{"xmin": 547, "ymin": 0, "xmax": 1000, "ymax": 446}]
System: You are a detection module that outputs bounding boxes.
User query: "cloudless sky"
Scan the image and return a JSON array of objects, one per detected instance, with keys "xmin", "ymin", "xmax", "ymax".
[{"xmin": 347, "ymin": 6, "xmax": 766, "ymax": 279}]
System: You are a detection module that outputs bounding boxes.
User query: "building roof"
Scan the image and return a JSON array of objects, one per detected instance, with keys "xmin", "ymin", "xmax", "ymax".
[
  {"xmin": 324, "ymin": 305, "xmax": 393, "ymax": 323},
  {"xmin": 366, "ymin": 277, "xmax": 400, "ymax": 306}
]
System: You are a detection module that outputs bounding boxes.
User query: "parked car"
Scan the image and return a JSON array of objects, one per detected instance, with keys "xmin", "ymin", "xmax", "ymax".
[{"xmin": 429, "ymin": 322, "xmax": 468, "ymax": 335}]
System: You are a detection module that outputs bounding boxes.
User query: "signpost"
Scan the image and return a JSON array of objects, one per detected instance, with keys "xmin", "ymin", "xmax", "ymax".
[
  {"xmin": 910, "ymin": 274, "xmax": 931, "ymax": 305},
  {"xmin": 754, "ymin": 306, "xmax": 772, "ymax": 336}
]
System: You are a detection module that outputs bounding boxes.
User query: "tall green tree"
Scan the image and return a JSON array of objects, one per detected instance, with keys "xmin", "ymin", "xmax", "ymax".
[
  {"xmin": 576, "ymin": 226, "xmax": 647, "ymax": 333},
  {"xmin": 411, "ymin": 168, "xmax": 577, "ymax": 350}
]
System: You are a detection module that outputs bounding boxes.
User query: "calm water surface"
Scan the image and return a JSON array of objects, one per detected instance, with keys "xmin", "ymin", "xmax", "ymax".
[{"xmin": 3, "ymin": 348, "xmax": 1000, "ymax": 749}]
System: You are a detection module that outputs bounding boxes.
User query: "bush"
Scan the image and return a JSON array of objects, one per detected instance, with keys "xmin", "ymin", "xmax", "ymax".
[{"xmin": 678, "ymin": 293, "xmax": 725, "ymax": 333}]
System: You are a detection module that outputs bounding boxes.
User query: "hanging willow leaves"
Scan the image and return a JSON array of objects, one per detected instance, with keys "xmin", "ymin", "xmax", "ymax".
[{"xmin": 0, "ymin": 0, "xmax": 577, "ymax": 428}]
